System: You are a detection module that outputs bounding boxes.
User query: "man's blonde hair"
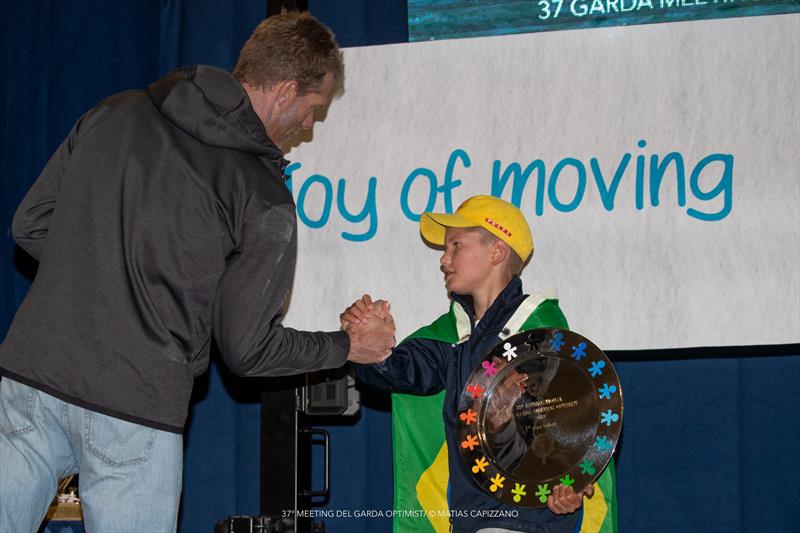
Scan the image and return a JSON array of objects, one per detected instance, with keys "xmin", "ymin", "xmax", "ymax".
[{"xmin": 233, "ymin": 12, "xmax": 344, "ymax": 95}]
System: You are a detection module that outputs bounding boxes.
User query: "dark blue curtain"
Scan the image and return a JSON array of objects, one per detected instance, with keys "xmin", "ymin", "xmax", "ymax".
[
  {"xmin": 2, "ymin": 2, "xmax": 798, "ymax": 533},
  {"xmin": 614, "ymin": 353, "xmax": 800, "ymax": 532}
]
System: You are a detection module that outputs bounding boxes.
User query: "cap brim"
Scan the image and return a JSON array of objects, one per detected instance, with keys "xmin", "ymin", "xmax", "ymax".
[{"xmin": 419, "ymin": 212, "xmax": 478, "ymax": 246}]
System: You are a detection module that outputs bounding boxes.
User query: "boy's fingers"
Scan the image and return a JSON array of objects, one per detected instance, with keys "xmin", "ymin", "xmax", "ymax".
[
  {"xmin": 346, "ymin": 298, "xmax": 374, "ymax": 323},
  {"xmin": 547, "ymin": 484, "xmax": 583, "ymax": 514},
  {"xmin": 372, "ymin": 299, "xmax": 390, "ymax": 319},
  {"xmin": 341, "ymin": 307, "xmax": 365, "ymax": 326},
  {"xmin": 547, "ymin": 487, "xmax": 566, "ymax": 514}
]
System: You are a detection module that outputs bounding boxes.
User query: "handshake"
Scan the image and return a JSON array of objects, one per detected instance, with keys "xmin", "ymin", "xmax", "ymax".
[{"xmin": 342, "ymin": 294, "xmax": 396, "ymax": 365}]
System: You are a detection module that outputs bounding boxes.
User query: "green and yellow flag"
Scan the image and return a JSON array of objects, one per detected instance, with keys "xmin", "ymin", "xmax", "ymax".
[{"xmin": 390, "ymin": 297, "xmax": 619, "ymax": 533}]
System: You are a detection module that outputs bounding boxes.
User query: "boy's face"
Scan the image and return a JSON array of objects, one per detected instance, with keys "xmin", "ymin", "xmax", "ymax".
[{"xmin": 440, "ymin": 227, "xmax": 495, "ymax": 295}]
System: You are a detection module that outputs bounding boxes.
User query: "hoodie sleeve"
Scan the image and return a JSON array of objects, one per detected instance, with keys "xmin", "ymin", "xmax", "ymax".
[
  {"xmin": 212, "ymin": 201, "xmax": 349, "ymax": 377},
  {"xmin": 353, "ymin": 337, "xmax": 447, "ymax": 395},
  {"xmin": 12, "ymin": 123, "xmax": 80, "ymax": 260}
]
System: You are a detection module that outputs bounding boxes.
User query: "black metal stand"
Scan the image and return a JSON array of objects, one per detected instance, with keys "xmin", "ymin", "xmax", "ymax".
[
  {"xmin": 217, "ymin": 368, "xmax": 355, "ymax": 533},
  {"xmin": 260, "ymin": 382, "xmax": 310, "ymax": 533}
]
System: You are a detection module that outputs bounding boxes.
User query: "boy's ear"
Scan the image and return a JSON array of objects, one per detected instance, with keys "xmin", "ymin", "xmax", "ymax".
[{"xmin": 490, "ymin": 240, "xmax": 509, "ymax": 266}]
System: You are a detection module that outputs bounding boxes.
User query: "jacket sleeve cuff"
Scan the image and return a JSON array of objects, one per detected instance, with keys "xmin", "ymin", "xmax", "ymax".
[{"xmin": 326, "ymin": 330, "xmax": 350, "ymax": 368}]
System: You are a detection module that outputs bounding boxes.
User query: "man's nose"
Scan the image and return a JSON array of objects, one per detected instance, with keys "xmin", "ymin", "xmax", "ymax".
[{"xmin": 302, "ymin": 112, "xmax": 315, "ymax": 129}]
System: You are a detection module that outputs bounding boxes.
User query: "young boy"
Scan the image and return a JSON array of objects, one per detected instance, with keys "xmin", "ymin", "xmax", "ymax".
[{"xmin": 343, "ymin": 195, "xmax": 592, "ymax": 533}]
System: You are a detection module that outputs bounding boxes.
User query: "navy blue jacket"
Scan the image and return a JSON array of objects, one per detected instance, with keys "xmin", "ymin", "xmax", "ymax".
[{"xmin": 356, "ymin": 277, "xmax": 579, "ymax": 533}]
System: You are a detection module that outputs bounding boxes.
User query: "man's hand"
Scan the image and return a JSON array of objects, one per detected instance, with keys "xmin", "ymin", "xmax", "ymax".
[
  {"xmin": 340, "ymin": 294, "xmax": 390, "ymax": 330},
  {"xmin": 547, "ymin": 483, "xmax": 594, "ymax": 514},
  {"xmin": 346, "ymin": 309, "xmax": 396, "ymax": 364}
]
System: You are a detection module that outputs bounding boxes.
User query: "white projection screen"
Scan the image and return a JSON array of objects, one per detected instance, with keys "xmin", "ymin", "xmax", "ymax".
[{"xmin": 282, "ymin": 14, "xmax": 800, "ymax": 351}]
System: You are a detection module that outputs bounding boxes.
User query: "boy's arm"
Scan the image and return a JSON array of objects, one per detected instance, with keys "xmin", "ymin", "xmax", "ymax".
[
  {"xmin": 343, "ymin": 295, "xmax": 447, "ymax": 394},
  {"xmin": 352, "ymin": 336, "xmax": 447, "ymax": 396}
]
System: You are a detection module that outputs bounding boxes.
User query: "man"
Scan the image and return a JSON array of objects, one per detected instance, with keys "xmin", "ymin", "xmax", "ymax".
[{"xmin": 0, "ymin": 12, "xmax": 393, "ymax": 533}]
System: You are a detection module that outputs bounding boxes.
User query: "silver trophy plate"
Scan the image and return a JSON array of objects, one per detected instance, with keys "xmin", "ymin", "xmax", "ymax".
[{"xmin": 456, "ymin": 328, "xmax": 623, "ymax": 508}]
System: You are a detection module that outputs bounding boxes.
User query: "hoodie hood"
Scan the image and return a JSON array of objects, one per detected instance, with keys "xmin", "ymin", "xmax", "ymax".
[{"xmin": 148, "ymin": 65, "xmax": 288, "ymax": 172}]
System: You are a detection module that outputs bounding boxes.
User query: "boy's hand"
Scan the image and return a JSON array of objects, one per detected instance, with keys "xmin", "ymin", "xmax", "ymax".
[
  {"xmin": 340, "ymin": 294, "xmax": 390, "ymax": 329},
  {"xmin": 345, "ymin": 311, "xmax": 396, "ymax": 364},
  {"xmin": 547, "ymin": 483, "xmax": 594, "ymax": 514},
  {"xmin": 484, "ymin": 360, "xmax": 527, "ymax": 431}
]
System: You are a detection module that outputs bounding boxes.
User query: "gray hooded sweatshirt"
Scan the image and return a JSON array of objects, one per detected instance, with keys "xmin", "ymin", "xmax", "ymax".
[{"xmin": 0, "ymin": 65, "xmax": 348, "ymax": 432}]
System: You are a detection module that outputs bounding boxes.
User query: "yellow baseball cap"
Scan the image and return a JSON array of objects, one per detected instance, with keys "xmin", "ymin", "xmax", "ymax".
[{"xmin": 419, "ymin": 195, "xmax": 533, "ymax": 261}]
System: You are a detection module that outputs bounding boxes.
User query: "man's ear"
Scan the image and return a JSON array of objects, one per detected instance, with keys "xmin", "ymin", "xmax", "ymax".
[
  {"xmin": 491, "ymin": 240, "xmax": 510, "ymax": 266},
  {"xmin": 274, "ymin": 80, "xmax": 298, "ymax": 108}
]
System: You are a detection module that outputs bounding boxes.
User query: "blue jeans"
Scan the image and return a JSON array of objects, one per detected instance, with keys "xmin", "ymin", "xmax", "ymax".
[{"xmin": 0, "ymin": 377, "xmax": 183, "ymax": 533}]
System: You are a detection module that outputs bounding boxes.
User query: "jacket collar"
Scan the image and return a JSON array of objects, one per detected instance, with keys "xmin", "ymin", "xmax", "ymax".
[{"xmin": 450, "ymin": 277, "xmax": 524, "ymax": 344}]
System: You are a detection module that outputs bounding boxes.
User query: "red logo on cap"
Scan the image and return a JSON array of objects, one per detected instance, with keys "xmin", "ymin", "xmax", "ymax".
[{"xmin": 485, "ymin": 218, "xmax": 512, "ymax": 237}]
